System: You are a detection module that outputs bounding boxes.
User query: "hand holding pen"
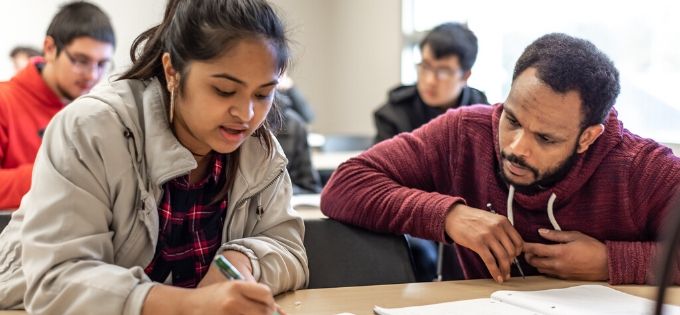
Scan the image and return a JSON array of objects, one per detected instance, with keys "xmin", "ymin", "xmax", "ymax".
[
  {"xmin": 214, "ymin": 255, "xmax": 285, "ymax": 315},
  {"xmin": 486, "ymin": 203, "xmax": 525, "ymax": 279},
  {"xmin": 444, "ymin": 203, "xmax": 524, "ymax": 283}
]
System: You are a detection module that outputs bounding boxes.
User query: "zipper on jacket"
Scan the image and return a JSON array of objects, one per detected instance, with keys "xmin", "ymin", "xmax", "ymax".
[
  {"xmin": 225, "ymin": 167, "xmax": 285, "ymax": 240},
  {"xmin": 123, "ymin": 127, "xmax": 141, "ymax": 164},
  {"xmin": 256, "ymin": 194, "xmax": 263, "ymax": 221}
]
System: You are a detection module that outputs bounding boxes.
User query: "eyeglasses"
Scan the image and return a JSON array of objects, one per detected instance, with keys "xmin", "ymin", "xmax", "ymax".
[
  {"xmin": 62, "ymin": 49, "xmax": 112, "ymax": 75},
  {"xmin": 416, "ymin": 62, "xmax": 461, "ymax": 81}
]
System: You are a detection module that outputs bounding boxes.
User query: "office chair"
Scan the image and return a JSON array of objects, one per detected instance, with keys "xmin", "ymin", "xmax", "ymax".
[{"xmin": 304, "ymin": 218, "xmax": 416, "ymax": 288}]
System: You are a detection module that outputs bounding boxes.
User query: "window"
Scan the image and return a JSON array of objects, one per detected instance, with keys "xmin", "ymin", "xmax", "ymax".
[{"xmin": 402, "ymin": 0, "xmax": 680, "ymax": 143}]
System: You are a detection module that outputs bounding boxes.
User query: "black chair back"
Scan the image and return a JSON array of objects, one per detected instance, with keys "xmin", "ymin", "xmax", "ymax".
[{"xmin": 304, "ymin": 218, "xmax": 416, "ymax": 288}]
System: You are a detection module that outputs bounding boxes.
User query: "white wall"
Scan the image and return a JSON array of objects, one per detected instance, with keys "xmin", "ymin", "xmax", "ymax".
[
  {"xmin": 1, "ymin": 0, "xmax": 402, "ymax": 137},
  {"xmin": 0, "ymin": 0, "xmax": 166, "ymax": 81},
  {"xmin": 275, "ymin": 0, "xmax": 402, "ymax": 136}
]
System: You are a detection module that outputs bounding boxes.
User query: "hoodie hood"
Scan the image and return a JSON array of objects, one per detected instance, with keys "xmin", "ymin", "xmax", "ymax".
[{"xmin": 491, "ymin": 103, "xmax": 624, "ymax": 211}]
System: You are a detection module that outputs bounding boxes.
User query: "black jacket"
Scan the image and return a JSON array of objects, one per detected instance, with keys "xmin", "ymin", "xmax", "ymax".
[
  {"xmin": 275, "ymin": 100, "xmax": 321, "ymax": 194},
  {"xmin": 373, "ymin": 85, "xmax": 488, "ymax": 143}
]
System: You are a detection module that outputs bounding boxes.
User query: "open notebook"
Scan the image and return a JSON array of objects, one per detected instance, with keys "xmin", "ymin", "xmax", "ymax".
[{"xmin": 373, "ymin": 285, "xmax": 680, "ymax": 315}]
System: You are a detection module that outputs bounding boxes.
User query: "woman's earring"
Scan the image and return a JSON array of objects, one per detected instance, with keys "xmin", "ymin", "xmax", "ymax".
[{"xmin": 169, "ymin": 87, "xmax": 176, "ymax": 124}]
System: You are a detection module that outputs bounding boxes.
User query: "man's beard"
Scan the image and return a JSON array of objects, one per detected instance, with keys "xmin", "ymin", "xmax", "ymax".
[{"xmin": 499, "ymin": 144, "xmax": 580, "ymax": 195}]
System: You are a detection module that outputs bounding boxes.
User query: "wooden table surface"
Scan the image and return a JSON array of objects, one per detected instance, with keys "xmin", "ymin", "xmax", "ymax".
[{"xmin": 275, "ymin": 276, "xmax": 680, "ymax": 315}]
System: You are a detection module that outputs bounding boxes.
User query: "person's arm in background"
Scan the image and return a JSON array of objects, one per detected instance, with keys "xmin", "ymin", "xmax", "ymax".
[{"xmin": 0, "ymin": 105, "xmax": 33, "ymax": 209}]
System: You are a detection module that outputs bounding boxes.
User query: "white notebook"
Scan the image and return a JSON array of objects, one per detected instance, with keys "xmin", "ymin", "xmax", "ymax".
[{"xmin": 373, "ymin": 285, "xmax": 680, "ymax": 315}]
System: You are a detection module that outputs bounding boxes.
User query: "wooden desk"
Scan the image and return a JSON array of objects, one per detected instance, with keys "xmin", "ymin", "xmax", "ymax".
[
  {"xmin": 275, "ymin": 276, "xmax": 680, "ymax": 315},
  {"xmin": 2, "ymin": 277, "xmax": 677, "ymax": 315}
]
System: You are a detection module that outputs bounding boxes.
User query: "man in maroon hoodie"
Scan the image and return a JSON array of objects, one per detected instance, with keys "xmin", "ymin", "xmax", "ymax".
[{"xmin": 321, "ymin": 33, "xmax": 680, "ymax": 285}]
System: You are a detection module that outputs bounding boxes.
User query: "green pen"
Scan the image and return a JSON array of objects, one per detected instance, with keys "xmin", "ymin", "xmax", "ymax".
[
  {"xmin": 214, "ymin": 255, "xmax": 243, "ymax": 280},
  {"xmin": 213, "ymin": 256, "xmax": 281, "ymax": 315}
]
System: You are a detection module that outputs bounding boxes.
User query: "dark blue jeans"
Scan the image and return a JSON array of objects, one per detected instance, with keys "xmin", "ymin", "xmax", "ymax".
[{"xmin": 405, "ymin": 235, "xmax": 438, "ymax": 282}]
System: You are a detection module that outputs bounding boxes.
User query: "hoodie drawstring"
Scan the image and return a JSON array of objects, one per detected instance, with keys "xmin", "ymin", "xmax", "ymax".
[
  {"xmin": 507, "ymin": 185, "xmax": 516, "ymax": 225},
  {"xmin": 506, "ymin": 185, "xmax": 561, "ymax": 231},
  {"xmin": 546, "ymin": 193, "xmax": 561, "ymax": 231}
]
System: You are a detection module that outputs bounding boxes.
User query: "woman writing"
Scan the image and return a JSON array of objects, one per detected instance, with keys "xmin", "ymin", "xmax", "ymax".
[{"xmin": 0, "ymin": 0, "xmax": 308, "ymax": 314}]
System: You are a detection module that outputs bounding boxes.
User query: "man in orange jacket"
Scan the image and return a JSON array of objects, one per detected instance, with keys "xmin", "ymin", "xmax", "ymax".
[{"xmin": 0, "ymin": 1, "xmax": 115, "ymax": 209}]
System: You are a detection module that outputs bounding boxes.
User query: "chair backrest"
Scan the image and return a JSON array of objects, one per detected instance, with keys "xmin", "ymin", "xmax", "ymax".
[{"xmin": 304, "ymin": 218, "xmax": 416, "ymax": 288}]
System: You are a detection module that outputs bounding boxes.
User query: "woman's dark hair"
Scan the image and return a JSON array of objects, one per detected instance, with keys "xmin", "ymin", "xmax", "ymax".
[
  {"xmin": 419, "ymin": 22, "xmax": 478, "ymax": 72},
  {"xmin": 512, "ymin": 33, "xmax": 620, "ymax": 128},
  {"xmin": 119, "ymin": 0, "xmax": 289, "ymax": 202},
  {"xmin": 47, "ymin": 1, "xmax": 116, "ymax": 53}
]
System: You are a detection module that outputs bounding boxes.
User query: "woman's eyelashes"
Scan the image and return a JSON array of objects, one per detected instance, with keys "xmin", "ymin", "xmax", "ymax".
[
  {"xmin": 213, "ymin": 86, "xmax": 273, "ymax": 100},
  {"xmin": 213, "ymin": 86, "xmax": 236, "ymax": 97},
  {"xmin": 255, "ymin": 92, "xmax": 273, "ymax": 100}
]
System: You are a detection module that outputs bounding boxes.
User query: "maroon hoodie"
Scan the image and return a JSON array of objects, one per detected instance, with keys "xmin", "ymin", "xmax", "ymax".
[{"xmin": 321, "ymin": 104, "xmax": 680, "ymax": 284}]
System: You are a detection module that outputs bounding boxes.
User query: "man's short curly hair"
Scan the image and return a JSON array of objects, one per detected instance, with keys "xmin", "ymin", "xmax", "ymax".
[{"xmin": 512, "ymin": 33, "xmax": 620, "ymax": 127}]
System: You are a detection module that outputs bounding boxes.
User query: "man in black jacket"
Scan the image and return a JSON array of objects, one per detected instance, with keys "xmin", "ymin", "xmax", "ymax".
[{"xmin": 374, "ymin": 22, "xmax": 488, "ymax": 144}]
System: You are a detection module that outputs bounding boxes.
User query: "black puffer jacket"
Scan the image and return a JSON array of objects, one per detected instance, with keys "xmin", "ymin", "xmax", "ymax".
[{"xmin": 373, "ymin": 84, "xmax": 488, "ymax": 143}]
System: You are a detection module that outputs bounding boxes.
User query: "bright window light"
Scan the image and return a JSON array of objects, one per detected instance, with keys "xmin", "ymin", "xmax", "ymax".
[{"xmin": 402, "ymin": 0, "xmax": 680, "ymax": 143}]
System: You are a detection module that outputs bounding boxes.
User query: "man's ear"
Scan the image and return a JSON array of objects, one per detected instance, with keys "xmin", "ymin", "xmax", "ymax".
[
  {"xmin": 462, "ymin": 70, "xmax": 472, "ymax": 82},
  {"xmin": 161, "ymin": 52, "xmax": 180, "ymax": 91},
  {"xmin": 43, "ymin": 36, "xmax": 58, "ymax": 63},
  {"xmin": 577, "ymin": 124, "xmax": 605, "ymax": 154}
]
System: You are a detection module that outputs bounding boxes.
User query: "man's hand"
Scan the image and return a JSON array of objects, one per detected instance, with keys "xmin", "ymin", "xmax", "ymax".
[
  {"xmin": 445, "ymin": 204, "xmax": 524, "ymax": 283},
  {"xmin": 524, "ymin": 228, "xmax": 609, "ymax": 281}
]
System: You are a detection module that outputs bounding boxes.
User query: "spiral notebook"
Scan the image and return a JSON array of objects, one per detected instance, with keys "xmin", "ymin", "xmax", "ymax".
[{"xmin": 373, "ymin": 285, "xmax": 680, "ymax": 315}]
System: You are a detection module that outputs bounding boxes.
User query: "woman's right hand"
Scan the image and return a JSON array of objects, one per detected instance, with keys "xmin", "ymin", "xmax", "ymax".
[
  {"xmin": 184, "ymin": 281, "xmax": 278, "ymax": 315},
  {"xmin": 142, "ymin": 281, "xmax": 278, "ymax": 315}
]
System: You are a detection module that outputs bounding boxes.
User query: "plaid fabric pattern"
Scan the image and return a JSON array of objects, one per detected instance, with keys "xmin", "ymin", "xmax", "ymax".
[{"xmin": 144, "ymin": 154, "xmax": 228, "ymax": 288}]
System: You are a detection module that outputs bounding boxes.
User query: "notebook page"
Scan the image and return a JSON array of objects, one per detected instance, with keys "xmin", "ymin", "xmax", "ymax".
[
  {"xmin": 490, "ymin": 285, "xmax": 680, "ymax": 315},
  {"xmin": 373, "ymin": 298, "xmax": 539, "ymax": 315}
]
